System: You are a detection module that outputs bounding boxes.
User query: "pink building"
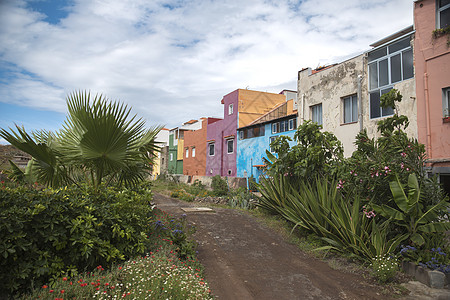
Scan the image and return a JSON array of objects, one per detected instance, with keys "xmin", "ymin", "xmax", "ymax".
[{"xmin": 414, "ymin": 0, "xmax": 450, "ymax": 192}]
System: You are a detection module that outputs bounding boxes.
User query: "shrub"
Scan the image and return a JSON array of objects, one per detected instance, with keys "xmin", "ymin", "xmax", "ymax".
[
  {"xmin": 371, "ymin": 255, "xmax": 399, "ymax": 283},
  {"xmin": 211, "ymin": 175, "xmax": 228, "ymax": 196},
  {"xmin": 228, "ymin": 187, "xmax": 257, "ymax": 210},
  {"xmin": 0, "ymin": 184, "xmax": 154, "ymax": 296}
]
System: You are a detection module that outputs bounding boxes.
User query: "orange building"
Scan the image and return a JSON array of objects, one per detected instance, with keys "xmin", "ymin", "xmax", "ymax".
[
  {"xmin": 414, "ymin": 0, "xmax": 450, "ymax": 192},
  {"xmin": 183, "ymin": 117, "xmax": 221, "ymax": 176}
]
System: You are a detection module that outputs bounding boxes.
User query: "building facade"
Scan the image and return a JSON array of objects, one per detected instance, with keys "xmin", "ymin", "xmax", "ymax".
[
  {"xmin": 205, "ymin": 89, "xmax": 287, "ymax": 177},
  {"xmin": 183, "ymin": 117, "xmax": 221, "ymax": 176},
  {"xmin": 168, "ymin": 120, "xmax": 203, "ymax": 174},
  {"xmin": 152, "ymin": 128, "xmax": 169, "ymax": 177},
  {"xmin": 237, "ymin": 99, "xmax": 298, "ymax": 182},
  {"xmin": 414, "ymin": 0, "xmax": 450, "ymax": 192},
  {"xmin": 298, "ymin": 27, "xmax": 417, "ymax": 157}
]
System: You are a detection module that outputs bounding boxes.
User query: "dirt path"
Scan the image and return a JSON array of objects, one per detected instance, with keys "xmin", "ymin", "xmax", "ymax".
[
  {"xmin": 153, "ymin": 193, "xmax": 450, "ymax": 299},
  {"xmin": 153, "ymin": 193, "xmax": 391, "ymax": 299}
]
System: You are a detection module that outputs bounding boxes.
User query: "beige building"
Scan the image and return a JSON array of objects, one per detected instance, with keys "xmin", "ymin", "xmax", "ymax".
[{"xmin": 298, "ymin": 27, "xmax": 417, "ymax": 157}]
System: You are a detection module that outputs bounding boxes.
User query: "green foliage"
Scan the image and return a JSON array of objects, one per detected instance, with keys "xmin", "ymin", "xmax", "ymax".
[
  {"xmin": 170, "ymin": 188, "xmax": 196, "ymax": 202},
  {"xmin": 399, "ymin": 234, "xmax": 450, "ymax": 273},
  {"xmin": 211, "ymin": 175, "xmax": 228, "ymax": 196},
  {"xmin": 0, "ymin": 91, "xmax": 162, "ymax": 190},
  {"xmin": 372, "ymin": 174, "xmax": 450, "ymax": 246},
  {"xmin": 265, "ymin": 120, "xmax": 343, "ymax": 184},
  {"xmin": 258, "ymin": 176, "xmax": 406, "ymax": 261},
  {"xmin": 341, "ymin": 89, "xmax": 428, "ymax": 206},
  {"xmin": 23, "ymin": 248, "xmax": 212, "ymax": 300},
  {"xmin": 228, "ymin": 187, "xmax": 257, "ymax": 210},
  {"xmin": 0, "ymin": 184, "xmax": 154, "ymax": 296},
  {"xmin": 370, "ymin": 255, "xmax": 399, "ymax": 283}
]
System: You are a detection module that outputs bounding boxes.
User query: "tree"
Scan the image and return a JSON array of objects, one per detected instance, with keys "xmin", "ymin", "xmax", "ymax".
[{"xmin": 0, "ymin": 91, "xmax": 162, "ymax": 189}]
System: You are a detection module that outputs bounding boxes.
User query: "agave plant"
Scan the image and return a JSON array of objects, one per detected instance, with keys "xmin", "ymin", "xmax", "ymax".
[
  {"xmin": 372, "ymin": 173, "xmax": 450, "ymax": 246},
  {"xmin": 0, "ymin": 91, "xmax": 162, "ymax": 189}
]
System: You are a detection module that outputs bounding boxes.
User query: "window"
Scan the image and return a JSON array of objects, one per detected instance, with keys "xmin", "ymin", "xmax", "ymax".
[
  {"xmin": 170, "ymin": 153, "xmax": 173, "ymax": 161},
  {"xmin": 368, "ymin": 35, "xmax": 413, "ymax": 119},
  {"xmin": 288, "ymin": 118, "xmax": 297, "ymax": 130},
  {"xmin": 185, "ymin": 148, "xmax": 189, "ymax": 158},
  {"xmin": 343, "ymin": 95, "xmax": 358, "ymax": 124},
  {"xmin": 271, "ymin": 118, "xmax": 296, "ymax": 134},
  {"xmin": 240, "ymin": 125, "xmax": 265, "ymax": 139},
  {"xmin": 192, "ymin": 147, "xmax": 196, "ymax": 157},
  {"xmin": 228, "ymin": 104, "xmax": 234, "ymax": 115},
  {"xmin": 208, "ymin": 143, "xmax": 215, "ymax": 156},
  {"xmin": 227, "ymin": 139, "xmax": 234, "ymax": 154},
  {"xmin": 370, "ymin": 88, "xmax": 394, "ymax": 119},
  {"xmin": 269, "ymin": 136, "xmax": 277, "ymax": 152},
  {"xmin": 311, "ymin": 104, "xmax": 322, "ymax": 125},
  {"xmin": 443, "ymin": 87, "xmax": 450, "ymax": 118},
  {"xmin": 438, "ymin": 0, "xmax": 450, "ymax": 29}
]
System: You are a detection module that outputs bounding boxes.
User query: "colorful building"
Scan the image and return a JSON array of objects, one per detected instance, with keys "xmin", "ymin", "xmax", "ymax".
[
  {"xmin": 298, "ymin": 26, "xmax": 417, "ymax": 157},
  {"xmin": 414, "ymin": 0, "xmax": 450, "ymax": 192},
  {"xmin": 205, "ymin": 89, "xmax": 287, "ymax": 177},
  {"xmin": 237, "ymin": 98, "xmax": 298, "ymax": 182},
  {"xmin": 152, "ymin": 128, "xmax": 169, "ymax": 177},
  {"xmin": 168, "ymin": 120, "xmax": 202, "ymax": 174},
  {"xmin": 183, "ymin": 117, "xmax": 221, "ymax": 176}
]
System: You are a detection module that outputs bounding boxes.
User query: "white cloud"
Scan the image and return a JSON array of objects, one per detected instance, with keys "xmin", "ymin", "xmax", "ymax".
[{"xmin": 0, "ymin": 0, "xmax": 413, "ymax": 129}]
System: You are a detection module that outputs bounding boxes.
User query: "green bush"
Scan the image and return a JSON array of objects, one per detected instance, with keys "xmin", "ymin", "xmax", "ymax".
[
  {"xmin": 211, "ymin": 175, "xmax": 228, "ymax": 196},
  {"xmin": 0, "ymin": 184, "xmax": 154, "ymax": 296}
]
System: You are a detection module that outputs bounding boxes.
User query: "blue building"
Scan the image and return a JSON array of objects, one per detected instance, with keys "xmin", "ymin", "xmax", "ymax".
[{"xmin": 236, "ymin": 99, "xmax": 298, "ymax": 182}]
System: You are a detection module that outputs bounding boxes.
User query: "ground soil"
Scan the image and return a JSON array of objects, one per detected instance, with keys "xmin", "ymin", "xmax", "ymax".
[{"xmin": 154, "ymin": 193, "xmax": 398, "ymax": 300}]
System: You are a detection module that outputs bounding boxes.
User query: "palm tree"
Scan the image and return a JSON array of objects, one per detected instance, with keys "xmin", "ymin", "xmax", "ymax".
[{"xmin": 0, "ymin": 91, "xmax": 162, "ymax": 189}]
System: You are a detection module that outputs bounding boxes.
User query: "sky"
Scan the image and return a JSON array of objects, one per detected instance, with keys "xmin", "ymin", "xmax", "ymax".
[{"xmin": 0, "ymin": 0, "xmax": 414, "ymax": 144}]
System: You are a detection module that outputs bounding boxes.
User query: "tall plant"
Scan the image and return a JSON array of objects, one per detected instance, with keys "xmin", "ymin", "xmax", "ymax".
[
  {"xmin": 372, "ymin": 174, "xmax": 450, "ymax": 246},
  {"xmin": 0, "ymin": 91, "xmax": 162, "ymax": 189}
]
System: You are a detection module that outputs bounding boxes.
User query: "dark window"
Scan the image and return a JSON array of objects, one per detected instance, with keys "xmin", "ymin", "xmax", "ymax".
[
  {"xmin": 438, "ymin": 0, "xmax": 450, "ymax": 29},
  {"xmin": 391, "ymin": 54, "xmax": 402, "ymax": 83},
  {"xmin": 402, "ymin": 49, "xmax": 414, "ymax": 80},
  {"xmin": 370, "ymin": 88, "xmax": 394, "ymax": 119},
  {"xmin": 209, "ymin": 143, "xmax": 215, "ymax": 156},
  {"xmin": 227, "ymin": 139, "xmax": 234, "ymax": 154}
]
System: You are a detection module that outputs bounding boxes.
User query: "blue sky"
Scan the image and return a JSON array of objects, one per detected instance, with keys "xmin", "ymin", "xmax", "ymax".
[{"xmin": 0, "ymin": 0, "xmax": 413, "ymax": 144}]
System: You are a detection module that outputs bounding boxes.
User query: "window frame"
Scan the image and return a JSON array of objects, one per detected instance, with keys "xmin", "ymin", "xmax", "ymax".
[
  {"xmin": 185, "ymin": 148, "xmax": 189, "ymax": 158},
  {"xmin": 311, "ymin": 103, "xmax": 323, "ymax": 125},
  {"xmin": 342, "ymin": 94, "xmax": 358, "ymax": 124},
  {"xmin": 368, "ymin": 35, "xmax": 413, "ymax": 119},
  {"xmin": 443, "ymin": 87, "xmax": 450, "ymax": 118},
  {"xmin": 228, "ymin": 104, "xmax": 234, "ymax": 115},
  {"xmin": 170, "ymin": 153, "xmax": 173, "ymax": 161},
  {"xmin": 438, "ymin": 0, "xmax": 450, "ymax": 29},
  {"xmin": 192, "ymin": 147, "xmax": 196, "ymax": 157},
  {"xmin": 208, "ymin": 143, "xmax": 215, "ymax": 156},
  {"xmin": 227, "ymin": 139, "xmax": 234, "ymax": 154},
  {"xmin": 269, "ymin": 136, "xmax": 277, "ymax": 153}
]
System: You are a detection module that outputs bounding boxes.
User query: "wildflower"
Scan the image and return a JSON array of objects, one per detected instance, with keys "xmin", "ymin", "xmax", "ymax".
[
  {"xmin": 401, "ymin": 152, "xmax": 407, "ymax": 158},
  {"xmin": 42, "ymin": 285, "xmax": 48, "ymax": 289},
  {"xmin": 63, "ymin": 277, "xmax": 67, "ymax": 281}
]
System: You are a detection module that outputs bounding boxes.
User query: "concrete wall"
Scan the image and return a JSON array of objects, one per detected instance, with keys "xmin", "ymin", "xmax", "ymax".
[
  {"xmin": 167, "ymin": 174, "xmax": 247, "ymax": 190},
  {"xmin": 298, "ymin": 53, "xmax": 417, "ymax": 157},
  {"xmin": 414, "ymin": 0, "xmax": 450, "ymax": 167}
]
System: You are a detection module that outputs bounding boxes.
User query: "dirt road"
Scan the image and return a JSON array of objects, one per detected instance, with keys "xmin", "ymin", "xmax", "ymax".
[{"xmin": 153, "ymin": 193, "xmax": 391, "ymax": 299}]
